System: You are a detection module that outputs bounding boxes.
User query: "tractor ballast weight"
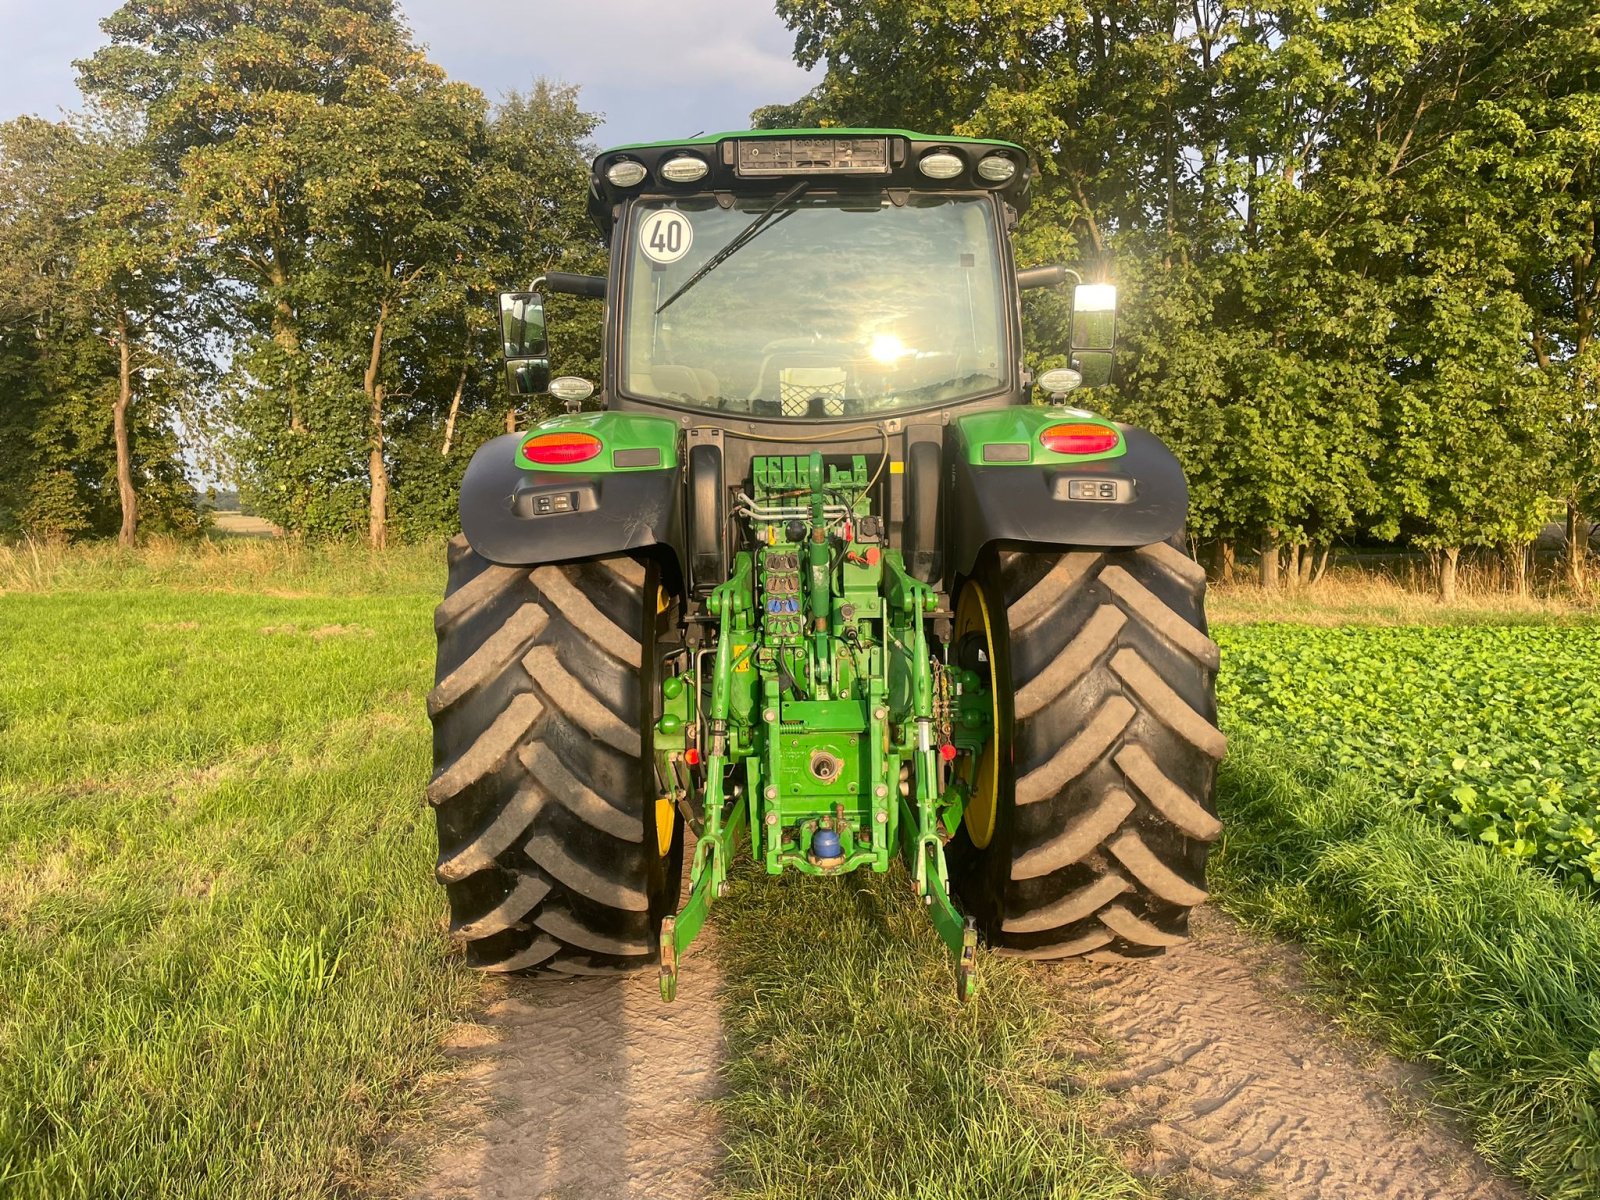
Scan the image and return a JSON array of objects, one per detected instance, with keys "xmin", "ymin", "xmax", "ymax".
[{"xmin": 429, "ymin": 129, "xmax": 1224, "ymax": 1000}]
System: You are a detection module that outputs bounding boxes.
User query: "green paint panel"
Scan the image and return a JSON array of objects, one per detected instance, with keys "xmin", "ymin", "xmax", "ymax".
[
  {"xmin": 514, "ymin": 410, "xmax": 678, "ymax": 473},
  {"xmin": 954, "ymin": 408, "xmax": 1126, "ymax": 467}
]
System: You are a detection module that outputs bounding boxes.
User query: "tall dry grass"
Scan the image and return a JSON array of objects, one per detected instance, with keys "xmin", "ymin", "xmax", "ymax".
[
  {"xmin": 1209, "ymin": 561, "xmax": 1598, "ymax": 626},
  {"xmin": 0, "ymin": 535, "xmax": 442, "ymax": 599}
]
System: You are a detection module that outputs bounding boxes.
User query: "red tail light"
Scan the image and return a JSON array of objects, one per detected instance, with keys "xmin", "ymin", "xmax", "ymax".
[
  {"xmin": 521, "ymin": 432, "xmax": 602, "ymax": 464},
  {"xmin": 1040, "ymin": 423, "xmax": 1119, "ymax": 456}
]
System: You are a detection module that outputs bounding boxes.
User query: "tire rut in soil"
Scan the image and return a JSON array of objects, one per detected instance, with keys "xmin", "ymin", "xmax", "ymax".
[
  {"xmin": 407, "ymin": 938, "xmax": 722, "ymax": 1200},
  {"xmin": 1044, "ymin": 907, "xmax": 1527, "ymax": 1200}
]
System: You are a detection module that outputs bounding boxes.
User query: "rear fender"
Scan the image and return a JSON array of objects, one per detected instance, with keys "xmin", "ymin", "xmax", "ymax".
[
  {"xmin": 459, "ymin": 413, "xmax": 682, "ymax": 569},
  {"xmin": 946, "ymin": 412, "xmax": 1188, "ymax": 577}
]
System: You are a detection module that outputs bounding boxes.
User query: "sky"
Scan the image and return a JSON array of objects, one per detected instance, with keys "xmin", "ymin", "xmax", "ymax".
[{"xmin": 0, "ymin": 0, "xmax": 820, "ymax": 147}]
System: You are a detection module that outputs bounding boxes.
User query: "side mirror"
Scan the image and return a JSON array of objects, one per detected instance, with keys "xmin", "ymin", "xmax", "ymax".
[
  {"xmin": 506, "ymin": 360, "xmax": 550, "ymax": 396},
  {"xmin": 1070, "ymin": 283, "xmax": 1117, "ymax": 387},
  {"xmin": 501, "ymin": 292, "xmax": 548, "ymax": 359},
  {"xmin": 1070, "ymin": 283, "xmax": 1117, "ymax": 352},
  {"xmin": 500, "ymin": 292, "xmax": 550, "ymax": 397},
  {"xmin": 1071, "ymin": 351, "xmax": 1114, "ymax": 388}
]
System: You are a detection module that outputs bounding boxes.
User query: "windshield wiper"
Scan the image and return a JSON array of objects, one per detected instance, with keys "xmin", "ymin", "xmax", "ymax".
[{"xmin": 656, "ymin": 182, "xmax": 809, "ymax": 314}]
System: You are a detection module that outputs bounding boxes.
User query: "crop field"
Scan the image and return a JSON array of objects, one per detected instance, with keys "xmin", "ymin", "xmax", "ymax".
[{"xmin": 1219, "ymin": 623, "xmax": 1600, "ymax": 887}]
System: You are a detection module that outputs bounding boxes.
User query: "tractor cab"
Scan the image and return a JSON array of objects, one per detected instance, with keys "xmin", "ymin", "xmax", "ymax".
[{"xmin": 501, "ymin": 132, "xmax": 1116, "ymax": 412}]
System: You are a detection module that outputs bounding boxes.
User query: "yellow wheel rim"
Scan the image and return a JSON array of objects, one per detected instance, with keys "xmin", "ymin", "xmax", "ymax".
[
  {"xmin": 953, "ymin": 580, "xmax": 1001, "ymax": 849},
  {"xmin": 652, "ymin": 578, "xmax": 679, "ymax": 857},
  {"xmin": 655, "ymin": 796, "xmax": 677, "ymax": 857}
]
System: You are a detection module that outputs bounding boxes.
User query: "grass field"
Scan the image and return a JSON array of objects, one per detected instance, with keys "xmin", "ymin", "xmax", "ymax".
[
  {"xmin": 1214, "ymin": 614, "xmax": 1600, "ymax": 1197},
  {"xmin": 5, "ymin": 536, "xmax": 1599, "ymax": 1199},
  {"xmin": 1212, "ymin": 743, "xmax": 1600, "ymax": 1199},
  {"xmin": 1207, "ymin": 565, "xmax": 1596, "ymax": 626},
  {"xmin": 0, "ymin": 545, "xmax": 481, "ymax": 1197},
  {"xmin": 714, "ymin": 868, "xmax": 1147, "ymax": 1200}
]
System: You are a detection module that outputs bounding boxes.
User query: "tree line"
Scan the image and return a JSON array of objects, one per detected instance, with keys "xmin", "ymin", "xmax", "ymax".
[
  {"xmin": 760, "ymin": 0, "xmax": 1600, "ymax": 597},
  {"xmin": 3, "ymin": 0, "xmax": 1598, "ymax": 599},
  {"xmin": 0, "ymin": 0, "xmax": 602, "ymax": 548}
]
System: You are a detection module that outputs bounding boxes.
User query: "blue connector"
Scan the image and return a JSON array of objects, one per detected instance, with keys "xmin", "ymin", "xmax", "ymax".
[{"xmin": 811, "ymin": 828, "xmax": 842, "ymax": 860}]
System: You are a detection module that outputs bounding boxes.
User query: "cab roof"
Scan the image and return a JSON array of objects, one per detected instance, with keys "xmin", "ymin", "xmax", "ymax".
[{"xmin": 586, "ymin": 128, "xmax": 1034, "ymax": 241}]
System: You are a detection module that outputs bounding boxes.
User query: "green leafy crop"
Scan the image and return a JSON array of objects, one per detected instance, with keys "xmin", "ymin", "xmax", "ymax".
[{"xmin": 1218, "ymin": 624, "xmax": 1600, "ymax": 888}]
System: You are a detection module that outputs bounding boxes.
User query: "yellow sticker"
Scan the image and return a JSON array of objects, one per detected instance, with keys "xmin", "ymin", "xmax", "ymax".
[{"xmin": 889, "ymin": 461, "xmax": 905, "ymax": 474}]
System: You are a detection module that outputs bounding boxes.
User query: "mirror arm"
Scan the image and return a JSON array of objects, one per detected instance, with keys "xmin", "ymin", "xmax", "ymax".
[
  {"xmin": 1017, "ymin": 264, "xmax": 1082, "ymax": 291},
  {"xmin": 540, "ymin": 272, "xmax": 607, "ymax": 300}
]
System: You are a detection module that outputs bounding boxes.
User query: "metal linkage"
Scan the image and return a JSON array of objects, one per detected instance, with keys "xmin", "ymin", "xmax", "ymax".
[{"xmin": 657, "ymin": 450, "xmax": 989, "ymax": 1002}]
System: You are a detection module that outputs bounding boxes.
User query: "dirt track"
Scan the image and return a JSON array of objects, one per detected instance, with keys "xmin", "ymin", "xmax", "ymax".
[
  {"xmin": 408, "ymin": 938, "xmax": 722, "ymax": 1200},
  {"xmin": 1052, "ymin": 907, "xmax": 1523, "ymax": 1200},
  {"xmin": 408, "ymin": 906, "xmax": 1519, "ymax": 1200}
]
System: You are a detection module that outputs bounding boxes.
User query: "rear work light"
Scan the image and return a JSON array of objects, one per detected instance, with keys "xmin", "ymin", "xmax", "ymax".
[
  {"xmin": 521, "ymin": 431, "xmax": 602, "ymax": 465},
  {"xmin": 1040, "ymin": 423, "xmax": 1119, "ymax": 456}
]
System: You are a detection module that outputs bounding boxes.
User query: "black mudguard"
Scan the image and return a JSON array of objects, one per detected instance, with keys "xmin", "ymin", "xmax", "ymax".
[
  {"xmin": 459, "ymin": 433, "xmax": 680, "ymax": 567},
  {"xmin": 946, "ymin": 425, "xmax": 1188, "ymax": 577}
]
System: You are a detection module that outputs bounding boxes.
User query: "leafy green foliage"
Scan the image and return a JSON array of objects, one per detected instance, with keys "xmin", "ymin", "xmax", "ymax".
[
  {"xmin": 65, "ymin": 4, "xmax": 604, "ymax": 545},
  {"xmin": 1219, "ymin": 623, "xmax": 1600, "ymax": 885},
  {"xmin": 0, "ymin": 115, "xmax": 203, "ymax": 542}
]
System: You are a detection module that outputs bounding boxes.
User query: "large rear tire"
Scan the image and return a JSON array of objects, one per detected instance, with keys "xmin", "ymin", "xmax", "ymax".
[
  {"xmin": 951, "ymin": 542, "xmax": 1224, "ymax": 959},
  {"xmin": 427, "ymin": 534, "xmax": 683, "ymax": 975}
]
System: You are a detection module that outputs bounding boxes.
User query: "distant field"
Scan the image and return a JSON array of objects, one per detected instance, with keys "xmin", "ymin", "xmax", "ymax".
[{"xmin": 209, "ymin": 511, "xmax": 283, "ymax": 539}]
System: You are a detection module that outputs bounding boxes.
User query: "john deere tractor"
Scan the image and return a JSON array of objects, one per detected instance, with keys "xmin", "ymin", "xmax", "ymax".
[{"xmin": 428, "ymin": 130, "xmax": 1224, "ymax": 1000}]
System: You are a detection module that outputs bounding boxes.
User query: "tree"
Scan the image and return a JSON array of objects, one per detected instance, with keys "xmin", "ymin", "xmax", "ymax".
[
  {"xmin": 764, "ymin": 0, "xmax": 1584, "ymax": 598},
  {"xmin": 78, "ymin": 0, "xmax": 427, "ymax": 534},
  {"xmin": 0, "ymin": 114, "xmax": 199, "ymax": 543},
  {"xmin": 77, "ymin": 3, "xmax": 608, "ymax": 544}
]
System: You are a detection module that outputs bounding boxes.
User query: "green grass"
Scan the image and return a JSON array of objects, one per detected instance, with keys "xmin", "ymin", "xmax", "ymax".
[
  {"xmin": 1207, "ymin": 565, "xmax": 1597, "ymax": 627},
  {"xmin": 712, "ymin": 866, "xmax": 1150, "ymax": 1200},
  {"xmin": 1, "ymin": 539, "xmax": 1158, "ymax": 1200},
  {"xmin": 0, "ymin": 535, "xmax": 441, "ymax": 599},
  {"xmin": 0, "ymin": 556, "xmax": 483, "ymax": 1197},
  {"xmin": 1211, "ymin": 738, "xmax": 1600, "ymax": 1199}
]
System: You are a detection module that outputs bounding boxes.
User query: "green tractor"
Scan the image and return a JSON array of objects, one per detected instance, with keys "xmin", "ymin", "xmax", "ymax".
[{"xmin": 428, "ymin": 130, "xmax": 1224, "ymax": 1000}]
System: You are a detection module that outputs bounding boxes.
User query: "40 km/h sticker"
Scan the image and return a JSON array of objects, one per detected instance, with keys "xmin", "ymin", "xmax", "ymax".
[{"xmin": 639, "ymin": 210, "xmax": 693, "ymax": 265}]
